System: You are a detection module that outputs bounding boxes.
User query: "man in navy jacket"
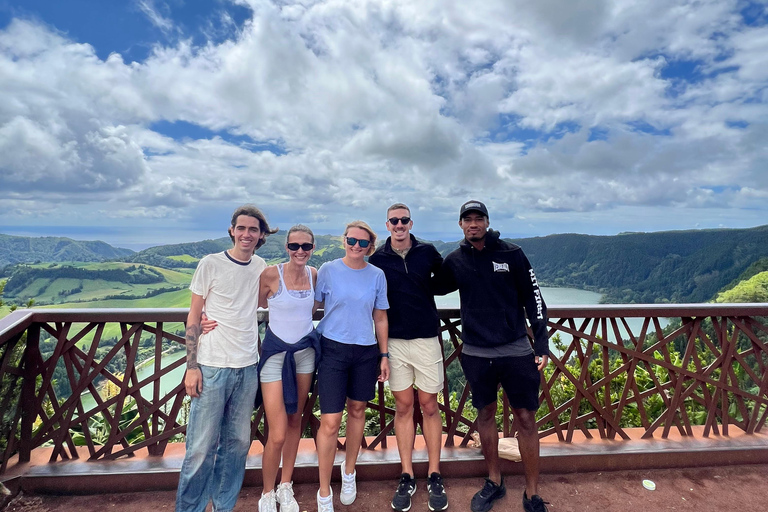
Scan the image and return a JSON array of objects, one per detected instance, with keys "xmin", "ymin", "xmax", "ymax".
[
  {"xmin": 369, "ymin": 203, "xmax": 448, "ymax": 512},
  {"xmin": 438, "ymin": 200, "xmax": 550, "ymax": 512}
]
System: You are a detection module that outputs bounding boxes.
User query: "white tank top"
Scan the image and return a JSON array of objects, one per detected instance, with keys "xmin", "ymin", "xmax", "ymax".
[{"xmin": 267, "ymin": 264, "xmax": 315, "ymax": 344}]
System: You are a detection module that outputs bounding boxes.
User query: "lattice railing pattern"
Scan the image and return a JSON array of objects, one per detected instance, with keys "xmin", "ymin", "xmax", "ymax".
[
  {"xmin": 539, "ymin": 311, "xmax": 768, "ymax": 442},
  {"xmin": 1, "ymin": 305, "xmax": 766, "ymax": 473}
]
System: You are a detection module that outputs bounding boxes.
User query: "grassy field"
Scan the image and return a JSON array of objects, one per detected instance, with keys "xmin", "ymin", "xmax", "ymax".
[
  {"xmin": 5, "ymin": 262, "xmax": 193, "ymax": 307},
  {"xmin": 43, "ymin": 288, "xmax": 194, "ymax": 309},
  {"xmin": 167, "ymin": 255, "xmax": 199, "ymax": 263}
]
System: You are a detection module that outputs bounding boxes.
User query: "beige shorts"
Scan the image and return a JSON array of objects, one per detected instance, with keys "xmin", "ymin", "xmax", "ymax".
[{"xmin": 388, "ymin": 336, "xmax": 445, "ymax": 394}]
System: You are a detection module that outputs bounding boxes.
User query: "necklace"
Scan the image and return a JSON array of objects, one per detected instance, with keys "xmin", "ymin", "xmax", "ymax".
[{"xmin": 283, "ymin": 264, "xmax": 309, "ymax": 290}]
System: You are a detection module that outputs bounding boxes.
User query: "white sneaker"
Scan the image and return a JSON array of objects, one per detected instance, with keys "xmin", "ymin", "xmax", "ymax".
[
  {"xmin": 340, "ymin": 468, "xmax": 357, "ymax": 505},
  {"xmin": 259, "ymin": 489, "xmax": 278, "ymax": 512},
  {"xmin": 277, "ymin": 482, "xmax": 299, "ymax": 512},
  {"xmin": 317, "ymin": 489, "xmax": 335, "ymax": 512}
]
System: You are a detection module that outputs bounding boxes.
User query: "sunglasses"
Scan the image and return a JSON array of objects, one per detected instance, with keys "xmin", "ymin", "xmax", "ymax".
[
  {"xmin": 388, "ymin": 217, "xmax": 411, "ymax": 225},
  {"xmin": 287, "ymin": 242, "xmax": 314, "ymax": 251},
  {"xmin": 345, "ymin": 237, "xmax": 371, "ymax": 248}
]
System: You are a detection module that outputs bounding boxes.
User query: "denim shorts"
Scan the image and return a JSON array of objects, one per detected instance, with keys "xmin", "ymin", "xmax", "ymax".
[
  {"xmin": 317, "ymin": 336, "xmax": 379, "ymax": 414},
  {"xmin": 460, "ymin": 353, "xmax": 541, "ymax": 411},
  {"xmin": 259, "ymin": 347, "xmax": 316, "ymax": 383}
]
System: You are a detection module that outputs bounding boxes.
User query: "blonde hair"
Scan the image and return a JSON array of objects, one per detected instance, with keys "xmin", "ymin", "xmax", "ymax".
[{"xmin": 343, "ymin": 220, "xmax": 377, "ymax": 256}]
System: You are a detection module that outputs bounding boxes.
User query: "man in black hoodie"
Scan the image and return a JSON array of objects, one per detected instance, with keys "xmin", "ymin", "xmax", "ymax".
[
  {"xmin": 369, "ymin": 203, "xmax": 448, "ymax": 512},
  {"xmin": 438, "ymin": 200, "xmax": 550, "ymax": 512}
]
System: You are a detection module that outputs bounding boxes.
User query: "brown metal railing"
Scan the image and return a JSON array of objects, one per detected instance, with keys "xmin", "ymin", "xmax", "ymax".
[{"xmin": 1, "ymin": 305, "xmax": 767, "ymax": 474}]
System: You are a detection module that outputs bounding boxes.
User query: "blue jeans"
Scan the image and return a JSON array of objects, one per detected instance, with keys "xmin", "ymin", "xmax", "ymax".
[{"xmin": 175, "ymin": 364, "xmax": 259, "ymax": 512}]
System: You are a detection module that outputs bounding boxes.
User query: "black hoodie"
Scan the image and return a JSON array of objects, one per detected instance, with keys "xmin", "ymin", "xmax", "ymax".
[
  {"xmin": 368, "ymin": 235, "xmax": 443, "ymax": 339},
  {"xmin": 438, "ymin": 229, "xmax": 549, "ymax": 356}
]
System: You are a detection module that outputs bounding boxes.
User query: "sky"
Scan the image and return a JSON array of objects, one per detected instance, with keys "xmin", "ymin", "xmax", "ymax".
[{"xmin": 1, "ymin": 0, "xmax": 767, "ymax": 251}]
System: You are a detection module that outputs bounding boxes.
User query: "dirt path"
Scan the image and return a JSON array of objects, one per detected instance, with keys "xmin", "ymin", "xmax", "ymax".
[{"xmin": 4, "ymin": 464, "xmax": 765, "ymax": 512}]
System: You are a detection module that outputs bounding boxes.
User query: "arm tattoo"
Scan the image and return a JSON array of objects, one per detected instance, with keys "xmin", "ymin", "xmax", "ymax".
[{"xmin": 185, "ymin": 323, "xmax": 202, "ymax": 370}]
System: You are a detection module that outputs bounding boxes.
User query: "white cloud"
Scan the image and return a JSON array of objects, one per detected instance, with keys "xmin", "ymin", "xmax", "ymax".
[
  {"xmin": 136, "ymin": 0, "xmax": 175, "ymax": 34},
  {"xmin": 0, "ymin": 0, "xmax": 766, "ymax": 239}
]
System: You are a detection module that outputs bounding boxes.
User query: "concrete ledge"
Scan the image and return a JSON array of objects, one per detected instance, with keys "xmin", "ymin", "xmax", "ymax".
[{"xmin": 5, "ymin": 427, "xmax": 768, "ymax": 494}]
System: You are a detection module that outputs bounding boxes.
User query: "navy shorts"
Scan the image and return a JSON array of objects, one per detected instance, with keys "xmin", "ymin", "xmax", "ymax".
[
  {"xmin": 317, "ymin": 336, "xmax": 379, "ymax": 414},
  {"xmin": 460, "ymin": 353, "xmax": 541, "ymax": 411}
]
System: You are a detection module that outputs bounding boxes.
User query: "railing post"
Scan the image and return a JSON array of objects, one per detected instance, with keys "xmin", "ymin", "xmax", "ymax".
[{"xmin": 18, "ymin": 323, "xmax": 41, "ymax": 463}]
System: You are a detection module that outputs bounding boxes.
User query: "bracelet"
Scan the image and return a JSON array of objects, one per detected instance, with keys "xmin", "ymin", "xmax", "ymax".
[{"xmin": 380, "ymin": 352, "xmax": 390, "ymax": 358}]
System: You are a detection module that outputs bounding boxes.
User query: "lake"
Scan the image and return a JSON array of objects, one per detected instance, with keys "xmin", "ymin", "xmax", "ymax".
[{"xmin": 435, "ymin": 287, "xmax": 603, "ymax": 308}]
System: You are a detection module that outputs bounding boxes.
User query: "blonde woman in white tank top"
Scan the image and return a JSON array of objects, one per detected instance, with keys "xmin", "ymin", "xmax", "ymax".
[{"xmin": 257, "ymin": 226, "xmax": 319, "ymax": 512}]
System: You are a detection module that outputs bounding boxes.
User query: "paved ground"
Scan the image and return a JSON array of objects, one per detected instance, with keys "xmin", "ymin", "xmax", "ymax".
[{"xmin": 3, "ymin": 464, "xmax": 765, "ymax": 512}]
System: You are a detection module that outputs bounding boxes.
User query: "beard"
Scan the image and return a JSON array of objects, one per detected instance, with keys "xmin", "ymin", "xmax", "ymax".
[{"xmin": 465, "ymin": 231, "xmax": 487, "ymax": 243}]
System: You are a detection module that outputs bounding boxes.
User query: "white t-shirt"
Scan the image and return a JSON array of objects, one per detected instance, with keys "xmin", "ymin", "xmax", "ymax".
[{"xmin": 189, "ymin": 251, "xmax": 266, "ymax": 368}]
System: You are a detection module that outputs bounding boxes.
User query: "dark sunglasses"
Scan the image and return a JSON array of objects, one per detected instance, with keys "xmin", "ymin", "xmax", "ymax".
[
  {"xmin": 388, "ymin": 217, "xmax": 411, "ymax": 225},
  {"xmin": 345, "ymin": 237, "xmax": 371, "ymax": 248},
  {"xmin": 287, "ymin": 242, "xmax": 314, "ymax": 251}
]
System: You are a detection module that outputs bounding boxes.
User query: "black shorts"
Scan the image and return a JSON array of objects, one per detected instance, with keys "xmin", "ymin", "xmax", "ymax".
[
  {"xmin": 460, "ymin": 353, "xmax": 541, "ymax": 411},
  {"xmin": 317, "ymin": 336, "xmax": 379, "ymax": 414}
]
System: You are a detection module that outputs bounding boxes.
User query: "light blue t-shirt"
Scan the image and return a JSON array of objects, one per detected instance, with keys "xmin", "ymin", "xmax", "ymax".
[{"xmin": 315, "ymin": 258, "xmax": 389, "ymax": 346}]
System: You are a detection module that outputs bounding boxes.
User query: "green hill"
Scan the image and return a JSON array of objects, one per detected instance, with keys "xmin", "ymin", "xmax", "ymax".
[
  {"xmin": 0, "ymin": 234, "xmax": 134, "ymax": 268},
  {"xmin": 714, "ymin": 272, "xmax": 768, "ymax": 303},
  {"xmin": 714, "ymin": 258, "xmax": 768, "ymax": 303},
  {"xmin": 2, "ymin": 224, "xmax": 767, "ymax": 310},
  {"xmin": 501, "ymin": 225, "xmax": 768, "ymax": 303},
  {"xmin": 125, "ymin": 231, "xmax": 346, "ymax": 269},
  {"xmin": 1, "ymin": 262, "xmax": 191, "ymax": 307}
]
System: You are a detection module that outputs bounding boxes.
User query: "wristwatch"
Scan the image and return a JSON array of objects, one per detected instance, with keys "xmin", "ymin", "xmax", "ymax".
[{"xmin": 380, "ymin": 352, "xmax": 390, "ymax": 358}]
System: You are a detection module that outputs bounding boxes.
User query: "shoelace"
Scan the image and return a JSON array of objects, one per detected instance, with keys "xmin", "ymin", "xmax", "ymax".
[
  {"xmin": 398, "ymin": 475, "xmax": 414, "ymax": 494},
  {"xmin": 261, "ymin": 492, "xmax": 277, "ymax": 512},
  {"xmin": 341, "ymin": 474, "xmax": 356, "ymax": 494},
  {"xmin": 317, "ymin": 497, "xmax": 334, "ymax": 512},
  {"xmin": 277, "ymin": 484, "xmax": 294, "ymax": 502},
  {"xmin": 429, "ymin": 475, "xmax": 444, "ymax": 494},
  {"xmin": 479, "ymin": 479, "xmax": 499, "ymax": 498}
]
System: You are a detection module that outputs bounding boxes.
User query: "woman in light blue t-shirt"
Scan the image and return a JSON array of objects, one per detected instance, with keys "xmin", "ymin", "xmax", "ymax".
[{"xmin": 314, "ymin": 220, "xmax": 390, "ymax": 512}]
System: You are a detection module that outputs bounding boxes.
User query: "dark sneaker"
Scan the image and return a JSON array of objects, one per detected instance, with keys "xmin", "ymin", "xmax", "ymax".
[
  {"xmin": 523, "ymin": 491, "xmax": 550, "ymax": 512},
  {"xmin": 470, "ymin": 477, "xmax": 506, "ymax": 512},
  {"xmin": 427, "ymin": 472, "xmax": 448, "ymax": 511},
  {"xmin": 391, "ymin": 473, "xmax": 416, "ymax": 512}
]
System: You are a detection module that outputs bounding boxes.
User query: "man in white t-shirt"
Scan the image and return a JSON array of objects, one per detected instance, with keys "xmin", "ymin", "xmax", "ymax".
[{"xmin": 175, "ymin": 205, "xmax": 277, "ymax": 512}]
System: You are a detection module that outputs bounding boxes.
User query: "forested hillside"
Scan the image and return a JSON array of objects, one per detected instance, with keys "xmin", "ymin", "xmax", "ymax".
[
  {"xmin": 504, "ymin": 225, "xmax": 768, "ymax": 303},
  {"xmin": 2, "ymin": 224, "xmax": 766, "ymax": 308},
  {"xmin": 0, "ymin": 234, "xmax": 134, "ymax": 268},
  {"xmin": 125, "ymin": 231, "xmax": 347, "ymax": 268}
]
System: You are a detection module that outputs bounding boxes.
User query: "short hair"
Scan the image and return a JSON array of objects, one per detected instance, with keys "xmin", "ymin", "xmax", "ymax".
[
  {"xmin": 228, "ymin": 204, "xmax": 278, "ymax": 251},
  {"xmin": 286, "ymin": 224, "xmax": 314, "ymax": 245},
  {"xmin": 387, "ymin": 202, "xmax": 411, "ymax": 216},
  {"xmin": 343, "ymin": 220, "xmax": 377, "ymax": 256}
]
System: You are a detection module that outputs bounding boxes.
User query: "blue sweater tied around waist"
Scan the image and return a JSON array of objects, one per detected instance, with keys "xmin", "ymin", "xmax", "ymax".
[{"xmin": 256, "ymin": 327, "xmax": 321, "ymax": 414}]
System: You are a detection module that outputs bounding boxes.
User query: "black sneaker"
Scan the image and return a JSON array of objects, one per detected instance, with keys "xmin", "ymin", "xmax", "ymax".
[
  {"xmin": 470, "ymin": 477, "xmax": 506, "ymax": 512},
  {"xmin": 391, "ymin": 473, "xmax": 416, "ymax": 512},
  {"xmin": 427, "ymin": 472, "xmax": 448, "ymax": 511},
  {"xmin": 523, "ymin": 491, "xmax": 550, "ymax": 512}
]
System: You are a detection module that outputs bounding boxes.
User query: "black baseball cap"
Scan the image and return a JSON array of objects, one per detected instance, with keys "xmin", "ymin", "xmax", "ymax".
[{"xmin": 459, "ymin": 200, "xmax": 489, "ymax": 219}]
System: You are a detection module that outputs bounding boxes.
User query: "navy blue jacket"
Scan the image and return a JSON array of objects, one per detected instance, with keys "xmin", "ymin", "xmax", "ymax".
[
  {"xmin": 256, "ymin": 327, "xmax": 321, "ymax": 414},
  {"xmin": 438, "ymin": 230, "xmax": 549, "ymax": 356},
  {"xmin": 368, "ymin": 235, "xmax": 443, "ymax": 339}
]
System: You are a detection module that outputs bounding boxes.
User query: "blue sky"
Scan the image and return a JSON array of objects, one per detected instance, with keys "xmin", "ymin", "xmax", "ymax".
[{"xmin": 1, "ymin": 0, "xmax": 767, "ymax": 250}]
